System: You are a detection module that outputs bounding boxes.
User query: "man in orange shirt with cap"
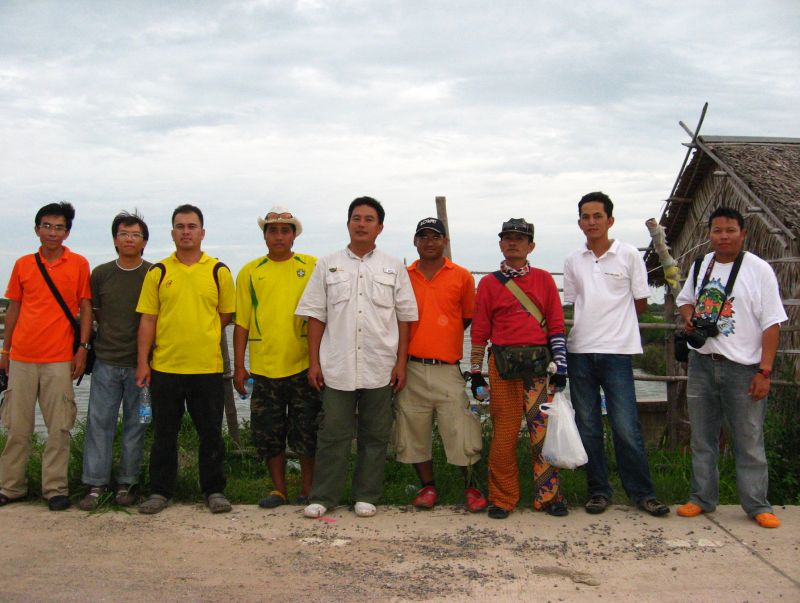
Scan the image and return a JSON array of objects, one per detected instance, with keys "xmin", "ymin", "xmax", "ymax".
[{"xmin": 394, "ymin": 217, "xmax": 487, "ymax": 512}]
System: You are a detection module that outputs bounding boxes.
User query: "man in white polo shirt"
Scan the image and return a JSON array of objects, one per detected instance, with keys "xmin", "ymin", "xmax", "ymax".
[{"xmin": 563, "ymin": 191, "xmax": 669, "ymax": 517}]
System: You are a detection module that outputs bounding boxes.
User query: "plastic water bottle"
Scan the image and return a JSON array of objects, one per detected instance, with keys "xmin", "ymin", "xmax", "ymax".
[
  {"xmin": 139, "ymin": 386, "xmax": 152, "ymax": 424},
  {"xmin": 600, "ymin": 393, "xmax": 608, "ymax": 416},
  {"xmin": 473, "ymin": 386, "xmax": 490, "ymax": 413},
  {"xmin": 239, "ymin": 377, "xmax": 254, "ymax": 400}
]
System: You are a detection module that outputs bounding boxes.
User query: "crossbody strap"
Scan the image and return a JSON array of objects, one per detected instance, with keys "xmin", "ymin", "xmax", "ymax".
[
  {"xmin": 492, "ymin": 271, "xmax": 548, "ymax": 335},
  {"xmin": 695, "ymin": 251, "xmax": 745, "ymax": 325},
  {"xmin": 34, "ymin": 252, "xmax": 79, "ymax": 331}
]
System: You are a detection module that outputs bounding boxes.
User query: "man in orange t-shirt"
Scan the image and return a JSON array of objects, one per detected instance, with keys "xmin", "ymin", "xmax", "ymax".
[
  {"xmin": 394, "ymin": 218, "xmax": 487, "ymax": 513},
  {"xmin": 0, "ymin": 202, "xmax": 92, "ymax": 511}
]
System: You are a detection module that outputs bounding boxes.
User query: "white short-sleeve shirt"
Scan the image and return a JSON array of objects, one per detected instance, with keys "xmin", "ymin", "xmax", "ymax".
[
  {"xmin": 563, "ymin": 240, "xmax": 650, "ymax": 354},
  {"xmin": 676, "ymin": 252, "xmax": 787, "ymax": 366},
  {"xmin": 295, "ymin": 246, "xmax": 418, "ymax": 391}
]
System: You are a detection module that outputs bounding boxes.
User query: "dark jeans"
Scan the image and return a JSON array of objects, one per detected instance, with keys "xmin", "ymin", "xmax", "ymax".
[
  {"xmin": 148, "ymin": 370, "xmax": 226, "ymax": 498},
  {"xmin": 568, "ymin": 353, "xmax": 655, "ymax": 504}
]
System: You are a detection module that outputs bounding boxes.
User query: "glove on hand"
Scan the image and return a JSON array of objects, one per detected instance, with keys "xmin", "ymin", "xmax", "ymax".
[{"xmin": 470, "ymin": 372, "xmax": 488, "ymax": 400}]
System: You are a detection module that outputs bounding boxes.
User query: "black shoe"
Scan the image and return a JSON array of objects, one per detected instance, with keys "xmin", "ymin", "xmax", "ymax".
[
  {"xmin": 545, "ymin": 501, "xmax": 569, "ymax": 517},
  {"xmin": 48, "ymin": 495, "xmax": 71, "ymax": 511},
  {"xmin": 487, "ymin": 505, "xmax": 509, "ymax": 519},
  {"xmin": 639, "ymin": 498, "xmax": 670, "ymax": 517},
  {"xmin": 585, "ymin": 495, "xmax": 609, "ymax": 515}
]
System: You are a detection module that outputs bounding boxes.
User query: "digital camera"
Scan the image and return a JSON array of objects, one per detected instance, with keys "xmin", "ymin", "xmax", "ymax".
[{"xmin": 685, "ymin": 316, "xmax": 719, "ymax": 348}]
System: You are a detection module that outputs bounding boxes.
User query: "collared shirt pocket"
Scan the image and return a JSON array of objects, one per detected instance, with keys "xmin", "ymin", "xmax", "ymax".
[
  {"xmin": 371, "ymin": 273, "xmax": 396, "ymax": 308},
  {"xmin": 326, "ymin": 272, "xmax": 352, "ymax": 306}
]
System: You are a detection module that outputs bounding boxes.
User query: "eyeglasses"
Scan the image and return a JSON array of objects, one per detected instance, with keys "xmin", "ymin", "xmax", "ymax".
[
  {"xmin": 416, "ymin": 233, "xmax": 444, "ymax": 241},
  {"xmin": 267, "ymin": 212, "xmax": 293, "ymax": 220},
  {"xmin": 116, "ymin": 232, "xmax": 144, "ymax": 240},
  {"xmin": 38, "ymin": 222, "xmax": 67, "ymax": 232}
]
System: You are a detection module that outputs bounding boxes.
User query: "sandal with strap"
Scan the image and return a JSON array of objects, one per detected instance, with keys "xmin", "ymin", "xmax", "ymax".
[
  {"xmin": 115, "ymin": 484, "xmax": 137, "ymax": 507},
  {"xmin": 258, "ymin": 490, "xmax": 287, "ymax": 509},
  {"xmin": 78, "ymin": 486, "xmax": 108, "ymax": 511}
]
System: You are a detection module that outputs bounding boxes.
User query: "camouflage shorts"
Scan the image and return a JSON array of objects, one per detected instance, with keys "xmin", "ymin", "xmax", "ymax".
[{"xmin": 250, "ymin": 370, "xmax": 322, "ymax": 459}]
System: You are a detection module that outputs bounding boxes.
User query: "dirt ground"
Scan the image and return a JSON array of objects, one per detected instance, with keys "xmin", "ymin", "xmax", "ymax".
[{"xmin": 0, "ymin": 502, "xmax": 798, "ymax": 602}]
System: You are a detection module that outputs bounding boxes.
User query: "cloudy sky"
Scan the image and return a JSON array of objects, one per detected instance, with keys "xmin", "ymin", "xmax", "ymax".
[{"xmin": 1, "ymin": 0, "xmax": 798, "ymax": 291}]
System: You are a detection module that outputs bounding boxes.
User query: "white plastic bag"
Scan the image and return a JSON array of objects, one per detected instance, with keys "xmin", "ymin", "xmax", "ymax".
[{"xmin": 540, "ymin": 391, "xmax": 588, "ymax": 469}]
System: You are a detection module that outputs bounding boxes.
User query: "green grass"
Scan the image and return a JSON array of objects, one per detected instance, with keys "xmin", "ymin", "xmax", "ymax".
[{"xmin": 0, "ymin": 411, "xmax": 772, "ymax": 509}]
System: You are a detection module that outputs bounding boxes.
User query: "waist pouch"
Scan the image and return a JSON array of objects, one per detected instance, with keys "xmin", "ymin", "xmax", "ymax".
[{"xmin": 491, "ymin": 345, "xmax": 551, "ymax": 380}]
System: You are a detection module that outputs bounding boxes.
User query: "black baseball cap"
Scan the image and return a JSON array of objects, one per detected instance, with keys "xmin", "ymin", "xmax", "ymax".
[
  {"xmin": 415, "ymin": 217, "xmax": 447, "ymax": 237},
  {"xmin": 498, "ymin": 218, "xmax": 534, "ymax": 239}
]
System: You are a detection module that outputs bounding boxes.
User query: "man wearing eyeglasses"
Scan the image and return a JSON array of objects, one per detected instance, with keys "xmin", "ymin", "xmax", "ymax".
[
  {"xmin": 78, "ymin": 211, "xmax": 151, "ymax": 511},
  {"xmin": 135, "ymin": 204, "xmax": 236, "ymax": 515},
  {"xmin": 0, "ymin": 202, "xmax": 92, "ymax": 511},
  {"xmin": 394, "ymin": 218, "xmax": 487, "ymax": 512},
  {"xmin": 296, "ymin": 196, "xmax": 418, "ymax": 519},
  {"xmin": 233, "ymin": 207, "xmax": 320, "ymax": 509}
]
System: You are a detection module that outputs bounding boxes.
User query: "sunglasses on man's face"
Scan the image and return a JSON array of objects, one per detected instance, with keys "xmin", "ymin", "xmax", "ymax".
[{"xmin": 267, "ymin": 212, "xmax": 293, "ymax": 220}]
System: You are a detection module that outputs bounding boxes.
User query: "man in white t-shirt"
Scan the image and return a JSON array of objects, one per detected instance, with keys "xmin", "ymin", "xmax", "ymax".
[
  {"xmin": 675, "ymin": 206, "xmax": 786, "ymax": 529},
  {"xmin": 563, "ymin": 191, "xmax": 669, "ymax": 517}
]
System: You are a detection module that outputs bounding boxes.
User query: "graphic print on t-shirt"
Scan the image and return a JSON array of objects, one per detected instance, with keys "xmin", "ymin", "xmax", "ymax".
[{"xmin": 695, "ymin": 277, "xmax": 735, "ymax": 336}]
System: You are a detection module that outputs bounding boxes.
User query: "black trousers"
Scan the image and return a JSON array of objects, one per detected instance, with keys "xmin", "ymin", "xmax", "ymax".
[{"xmin": 148, "ymin": 371, "xmax": 226, "ymax": 498}]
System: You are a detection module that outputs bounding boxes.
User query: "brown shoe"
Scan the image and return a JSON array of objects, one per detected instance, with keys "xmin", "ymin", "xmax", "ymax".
[
  {"xmin": 78, "ymin": 486, "xmax": 107, "ymax": 511},
  {"xmin": 115, "ymin": 484, "xmax": 137, "ymax": 507}
]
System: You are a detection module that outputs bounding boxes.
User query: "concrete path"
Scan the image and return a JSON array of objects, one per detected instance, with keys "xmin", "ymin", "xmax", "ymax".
[{"xmin": 0, "ymin": 503, "xmax": 797, "ymax": 602}]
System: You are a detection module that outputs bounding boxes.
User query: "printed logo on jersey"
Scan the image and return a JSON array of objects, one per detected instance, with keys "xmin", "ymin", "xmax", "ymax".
[{"xmin": 695, "ymin": 277, "xmax": 735, "ymax": 336}]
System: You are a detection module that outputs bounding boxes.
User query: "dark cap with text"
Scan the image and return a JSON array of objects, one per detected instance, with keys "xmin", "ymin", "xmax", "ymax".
[
  {"xmin": 415, "ymin": 217, "xmax": 447, "ymax": 237},
  {"xmin": 498, "ymin": 218, "xmax": 534, "ymax": 239}
]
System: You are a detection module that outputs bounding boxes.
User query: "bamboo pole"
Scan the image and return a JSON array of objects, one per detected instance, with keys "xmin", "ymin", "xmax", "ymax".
[{"xmin": 435, "ymin": 196, "xmax": 452, "ymax": 260}]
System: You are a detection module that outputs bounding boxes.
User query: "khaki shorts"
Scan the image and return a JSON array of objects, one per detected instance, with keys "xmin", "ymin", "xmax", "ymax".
[{"xmin": 393, "ymin": 362, "xmax": 482, "ymax": 466}]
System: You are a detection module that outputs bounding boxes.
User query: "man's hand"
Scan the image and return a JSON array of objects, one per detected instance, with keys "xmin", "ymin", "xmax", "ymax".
[
  {"xmin": 136, "ymin": 362, "xmax": 151, "ymax": 388},
  {"xmin": 470, "ymin": 372, "xmax": 488, "ymax": 400},
  {"xmin": 71, "ymin": 348, "xmax": 87, "ymax": 380},
  {"xmin": 549, "ymin": 373, "xmax": 567, "ymax": 391},
  {"xmin": 307, "ymin": 362, "xmax": 325, "ymax": 391},
  {"xmin": 748, "ymin": 372, "xmax": 770, "ymax": 400},
  {"xmin": 233, "ymin": 366, "xmax": 250, "ymax": 396},
  {"xmin": 390, "ymin": 362, "xmax": 407, "ymax": 393},
  {"xmin": 0, "ymin": 355, "xmax": 9, "ymax": 374}
]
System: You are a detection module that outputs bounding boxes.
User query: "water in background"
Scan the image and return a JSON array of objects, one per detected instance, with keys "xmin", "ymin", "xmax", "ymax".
[{"xmin": 11, "ymin": 325, "xmax": 666, "ymax": 434}]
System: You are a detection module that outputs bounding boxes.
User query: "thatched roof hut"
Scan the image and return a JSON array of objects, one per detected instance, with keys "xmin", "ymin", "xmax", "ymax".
[{"xmin": 645, "ymin": 135, "xmax": 800, "ymax": 378}]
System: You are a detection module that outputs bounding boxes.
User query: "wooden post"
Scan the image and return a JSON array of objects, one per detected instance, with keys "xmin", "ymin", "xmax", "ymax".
[
  {"xmin": 435, "ymin": 196, "xmax": 453, "ymax": 260},
  {"xmin": 664, "ymin": 291, "xmax": 678, "ymax": 448}
]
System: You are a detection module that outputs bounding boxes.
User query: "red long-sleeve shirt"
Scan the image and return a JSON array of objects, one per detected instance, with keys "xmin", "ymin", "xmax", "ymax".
[{"xmin": 471, "ymin": 269, "xmax": 565, "ymax": 347}]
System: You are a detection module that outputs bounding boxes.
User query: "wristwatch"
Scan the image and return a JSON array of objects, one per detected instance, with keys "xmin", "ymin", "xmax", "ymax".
[
  {"xmin": 756, "ymin": 368, "xmax": 771, "ymax": 379},
  {"xmin": 78, "ymin": 342, "xmax": 92, "ymax": 351}
]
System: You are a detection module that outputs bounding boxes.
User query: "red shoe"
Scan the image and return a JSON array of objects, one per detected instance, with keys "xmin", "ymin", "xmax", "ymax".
[
  {"xmin": 412, "ymin": 486, "xmax": 438, "ymax": 509},
  {"xmin": 464, "ymin": 487, "xmax": 488, "ymax": 513}
]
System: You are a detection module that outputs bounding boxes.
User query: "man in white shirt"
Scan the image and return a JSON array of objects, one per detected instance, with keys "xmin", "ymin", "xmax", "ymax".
[
  {"xmin": 563, "ymin": 192, "xmax": 669, "ymax": 517},
  {"xmin": 675, "ymin": 206, "xmax": 786, "ymax": 529},
  {"xmin": 296, "ymin": 197, "xmax": 418, "ymax": 518}
]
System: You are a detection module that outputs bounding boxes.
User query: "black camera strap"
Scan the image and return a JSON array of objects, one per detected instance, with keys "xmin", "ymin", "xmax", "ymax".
[
  {"xmin": 696, "ymin": 251, "xmax": 745, "ymax": 324},
  {"xmin": 34, "ymin": 252, "xmax": 80, "ymax": 337}
]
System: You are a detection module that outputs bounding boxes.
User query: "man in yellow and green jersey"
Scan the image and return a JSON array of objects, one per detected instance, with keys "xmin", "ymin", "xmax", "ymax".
[{"xmin": 233, "ymin": 206, "xmax": 320, "ymax": 508}]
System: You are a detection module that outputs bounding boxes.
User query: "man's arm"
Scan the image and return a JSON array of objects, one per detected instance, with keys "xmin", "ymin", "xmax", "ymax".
[
  {"xmin": 678, "ymin": 303, "xmax": 695, "ymax": 331},
  {"xmin": 749, "ymin": 324, "xmax": 780, "ymax": 400},
  {"xmin": 136, "ymin": 313, "xmax": 157, "ymax": 387},
  {"xmin": 219, "ymin": 312, "xmax": 233, "ymax": 329},
  {"xmin": 390, "ymin": 320, "xmax": 411, "ymax": 393},
  {"xmin": 307, "ymin": 317, "xmax": 326, "ymax": 391},
  {"xmin": 0, "ymin": 300, "xmax": 20, "ymax": 374},
  {"xmin": 71, "ymin": 298, "xmax": 92, "ymax": 380},
  {"xmin": 634, "ymin": 298, "xmax": 647, "ymax": 315},
  {"xmin": 232, "ymin": 324, "xmax": 249, "ymax": 395}
]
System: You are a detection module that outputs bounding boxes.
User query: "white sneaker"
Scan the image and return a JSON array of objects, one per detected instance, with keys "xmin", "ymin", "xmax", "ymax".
[
  {"xmin": 303, "ymin": 503, "xmax": 327, "ymax": 518},
  {"xmin": 354, "ymin": 502, "xmax": 376, "ymax": 517}
]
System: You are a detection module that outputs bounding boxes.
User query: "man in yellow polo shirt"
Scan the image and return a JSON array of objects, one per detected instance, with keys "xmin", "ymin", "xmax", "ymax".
[
  {"xmin": 233, "ymin": 206, "xmax": 319, "ymax": 509},
  {"xmin": 135, "ymin": 204, "xmax": 236, "ymax": 514}
]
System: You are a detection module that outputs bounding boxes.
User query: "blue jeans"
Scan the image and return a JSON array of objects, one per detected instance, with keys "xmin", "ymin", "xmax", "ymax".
[
  {"xmin": 568, "ymin": 353, "xmax": 655, "ymax": 504},
  {"xmin": 82, "ymin": 359, "xmax": 147, "ymax": 486},
  {"xmin": 687, "ymin": 351, "xmax": 771, "ymax": 516}
]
